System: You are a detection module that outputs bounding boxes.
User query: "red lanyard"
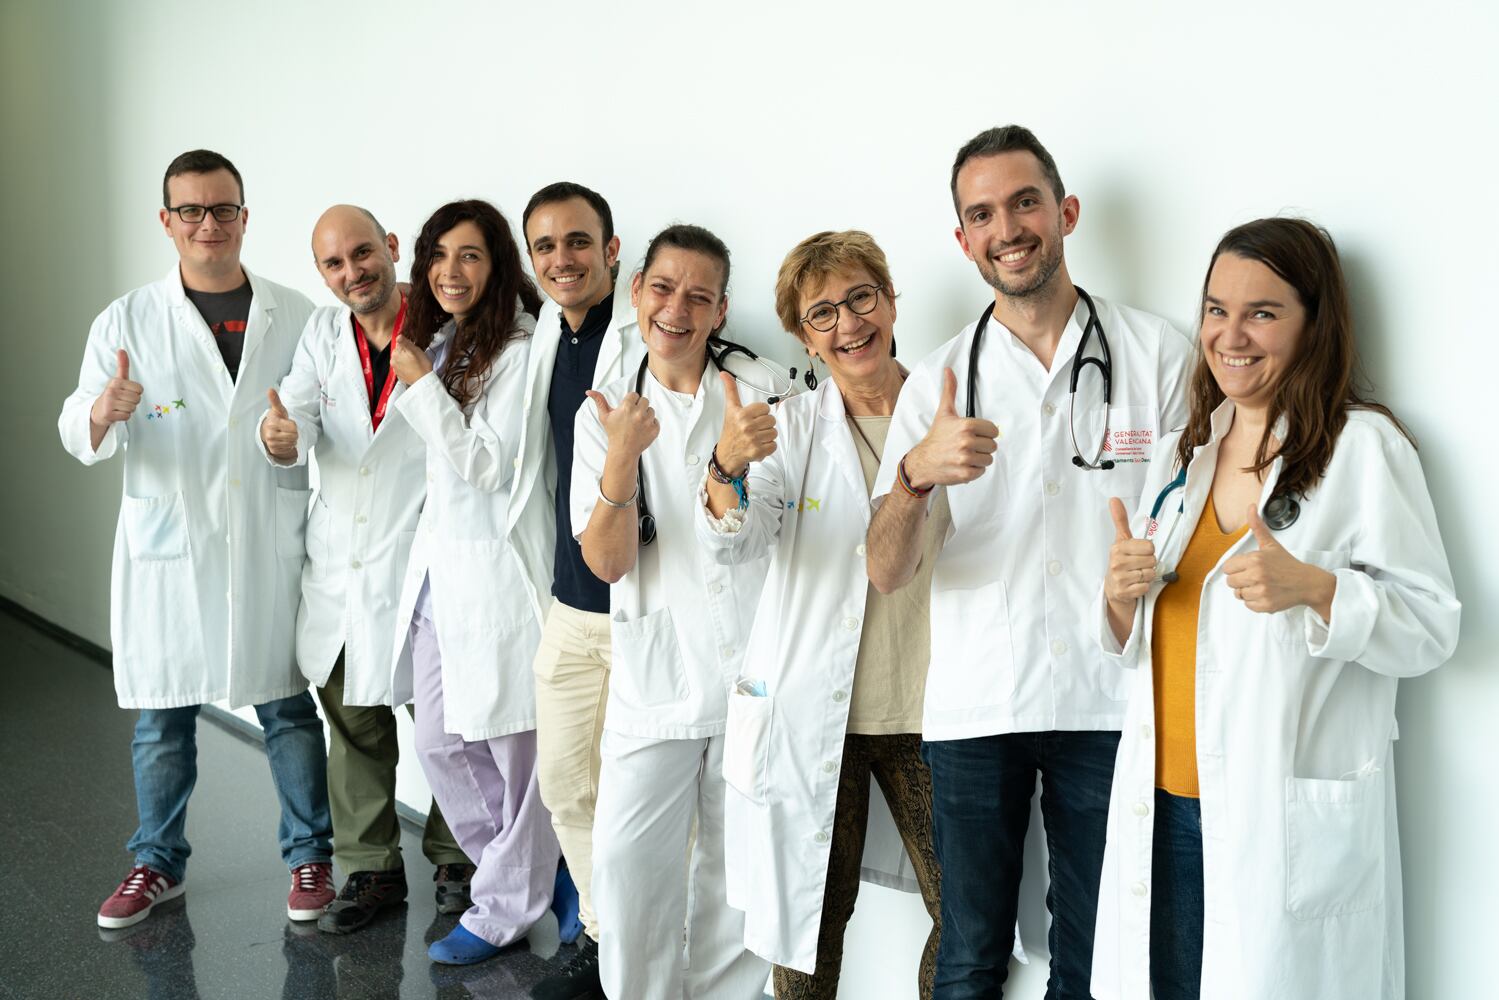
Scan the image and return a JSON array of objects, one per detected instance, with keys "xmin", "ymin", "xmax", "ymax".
[{"xmin": 353, "ymin": 294, "xmax": 407, "ymax": 431}]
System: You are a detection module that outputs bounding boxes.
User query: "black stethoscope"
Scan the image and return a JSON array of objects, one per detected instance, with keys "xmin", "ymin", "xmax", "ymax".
[
  {"xmin": 1147, "ymin": 467, "xmax": 1302, "ymax": 583},
  {"xmin": 969, "ymin": 285, "xmax": 1115, "ymax": 470},
  {"xmin": 631, "ymin": 338, "xmax": 793, "ymax": 546}
]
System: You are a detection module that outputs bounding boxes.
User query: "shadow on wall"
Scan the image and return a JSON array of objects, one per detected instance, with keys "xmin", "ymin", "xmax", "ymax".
[{"xmin": 0, "ymin": 1, "xmax": 121, "ymax": 640}]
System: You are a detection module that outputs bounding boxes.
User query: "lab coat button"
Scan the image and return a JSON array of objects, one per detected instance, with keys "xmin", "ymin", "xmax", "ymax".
[
  {"xmin": 229, "ymin": 417, "xmax": 239, "ymax": 429},
  {"xmin": 513, "ymin": 457, "xmax": 522, "ymax": 469},
  {"xmin": 842, "ymin": 617, "xmax": 859, "ymax": 631},
  {"xmin": 814, "ymin": 831, "xmax": 830, "ymax": 844},
  {"xmin": 711, "ymin": 582, "xmax": 724, "ymax": 595},
  {"xmin": 1043, "ymin": 402, "xmax": 1057, "ymax": 417},
  {"xmin": 351, "ymin": 560, "xmax": 362, "ymax": 569},
  {"xmin": 721, "ymin": 647, "xmax": 734, "ymax": 659},
  {"xmin": 831, "ymin": 690, "xmax": 847, "ymax": 702},
  {"xmin": 355, "ymin": 514, "xmax": 368, "ymax": 525},
  {"xmin": 1131, "ymin": 881, "xmax": 1148, "ymax": 897},
  {"xmin": 229, "ymin": 478, "xmax": 241, "ymax": 488},
  {"xmin": 1133, "ymin": 800, "xmax": 1150, "ymax": 817},
  {"xmin": 822, "ymin": 761, "xmax": 836, "ymax": 774},
  {"xmin": 1045, "ymin": 481, "xmax": 1060, "ymax": 496},
  {"xmin": 1051, "ymin": 639, "xmax": 1068, "ymax": 656},
  {"xmin": 360, "ymin": 466, "xmax": 370, "ymax": 476},
  {"xmin": 687, "ymin": 454, "xmax": 700, "ymax": 466},
  {"xmin": 855, "ymin": 543, "xmax": 866, "ymax": 557},
  {"xmin": 1047, "ymin": 560, "xmax": 1062, "ymax": 576},
  {"xmin": 1140, "ymin": 724, "xmax": 1152, "ymax": 740}
]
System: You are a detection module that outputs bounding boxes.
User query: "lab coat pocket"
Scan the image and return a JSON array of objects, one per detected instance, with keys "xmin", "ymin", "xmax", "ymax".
[
  {"xmin": 274, "ymin": 487, "xmax": 312, "ymax": 560},
  {"xmin": 927, "ymin": 580, "xmax": 1014, "ymax": 710},
  {"xmin": 1284, "ymin": 766, "xmax": 1385, "ymax": 919},
  {"xmin": 611, "ymin": 607, "xmax": 691, "ymax": 709},
  {"xmin": 723, "ymin": 689, "xmax": 774, "ymax": 804},
  {"xmin": 122, "ymin": 492, "xmax": 190, "ymax": 562}
]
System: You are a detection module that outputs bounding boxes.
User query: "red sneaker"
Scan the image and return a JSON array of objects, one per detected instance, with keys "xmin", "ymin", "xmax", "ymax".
[
  {"xmin": 287, "ymin": 862, "xmax": 335, "ymax": 921},
  {"xmin": 98, "ymin": 865, "xmax": 184, "ymax": 929}
]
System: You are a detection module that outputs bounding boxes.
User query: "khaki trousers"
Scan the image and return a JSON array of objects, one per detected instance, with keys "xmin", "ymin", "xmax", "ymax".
[
  {"xmin": 316, "ymin": 653, "xmax": 466, "ymax": 874},
  {"xmin": 530, "ymin": 599, "xmax": 612, "ymax": 942}
]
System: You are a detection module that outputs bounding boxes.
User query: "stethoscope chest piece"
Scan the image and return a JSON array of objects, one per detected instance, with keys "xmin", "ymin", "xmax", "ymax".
[{"xmin": 1262, "ymin": 494, "xmax": 1301, "ymax": 531}]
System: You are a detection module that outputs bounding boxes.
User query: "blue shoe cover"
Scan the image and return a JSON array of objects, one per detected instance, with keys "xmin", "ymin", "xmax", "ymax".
[
  {"xmin": 551, "ymin": 863, "xmax": 583, "ymax": 945},
  {"xmin": 428, "ymin": 923, "xmax": 502, "ymax": 965}
]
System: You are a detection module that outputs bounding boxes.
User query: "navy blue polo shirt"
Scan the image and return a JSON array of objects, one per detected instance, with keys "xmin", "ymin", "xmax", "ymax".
[{"xmin": 547, "ymin": 294, "xmax": 615, "ymax": 613}]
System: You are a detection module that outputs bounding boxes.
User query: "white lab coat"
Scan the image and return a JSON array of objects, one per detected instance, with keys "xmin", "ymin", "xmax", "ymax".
[
  {"xmin": 697, "ymin": 378, "xmax": 921, "ymax": 973},
  {"xmin": 569, "ymin": 354, "xmax": 778, "ymax": 739},
  {"xmin": 255, "ymin": 305, "xmax": 434, "ymax": 706},
  {"xmin": 58, "ymin": 266, "xmax": 316, "ymax": 709},
  {"xmin": 388, "ymin": 315, "xmax": 541, "ymax": 740},
  {"xmin": 1090, "ymin": 402, "xmax": 1460, "ymax": 1000},
  {"xmin": 873, "ymin": 296, "xmax": 1192, "ymax": 740},
  {"xmin": 508, "ymin": 298, "xmax": 645, "ymax": 618}
]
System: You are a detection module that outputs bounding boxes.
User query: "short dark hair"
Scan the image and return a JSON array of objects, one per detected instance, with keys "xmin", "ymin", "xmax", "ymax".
[
  {"xmin": 641, "ymin": 223, "xmax": 731, "ymax": 296},
  {"xmin": 949, "ymin": 125, "xmax": 1064, "ymax": 216},
  {"xmin": 522, "ymin": 181, "xmax": 614, "ymax": 245},
  {"xmin": 163, "ymin": 149, "xmax": 244, "ymax": 207}
]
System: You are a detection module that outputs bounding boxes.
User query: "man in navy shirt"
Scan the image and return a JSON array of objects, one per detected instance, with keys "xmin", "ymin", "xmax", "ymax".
[{"xmin": 519, "ymin": 182, "xmax": 644, "ymax": 1000}]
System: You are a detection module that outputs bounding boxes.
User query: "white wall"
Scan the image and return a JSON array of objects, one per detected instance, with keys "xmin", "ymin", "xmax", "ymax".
[{"xmin": 3, "ymin": 1, "xmax": 1495, "ymax": 995}]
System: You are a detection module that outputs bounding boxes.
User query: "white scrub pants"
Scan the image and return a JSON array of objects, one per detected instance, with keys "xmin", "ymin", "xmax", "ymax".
[{"xmin": 592, "ymin": 731, "xmax": 769, "ymax": 1000}]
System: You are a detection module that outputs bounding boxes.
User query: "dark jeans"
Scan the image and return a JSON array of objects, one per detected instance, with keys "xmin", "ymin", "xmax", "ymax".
[
  {"xmin": 1150, "ymin": 789, "xmax": 1204, "ymax": 1000},
  {"xmin": 923, "ymin": 730, "xmax": 1120, "ymax": 1000}
]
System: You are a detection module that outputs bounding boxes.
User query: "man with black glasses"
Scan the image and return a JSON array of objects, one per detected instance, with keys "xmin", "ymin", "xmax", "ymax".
[{"xmin": 60, "ymin": 149, "xmax": 334, "ymax": 930}]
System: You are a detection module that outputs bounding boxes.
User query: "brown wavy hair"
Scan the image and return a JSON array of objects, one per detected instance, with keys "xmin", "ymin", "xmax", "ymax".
[
  {"xmin": 1175, "ymin": 217, "xmax": 1410, "ymax": 499},
  {"xmin": 404, "ymin": 199, "xmax": 542, "ymax": 410}
]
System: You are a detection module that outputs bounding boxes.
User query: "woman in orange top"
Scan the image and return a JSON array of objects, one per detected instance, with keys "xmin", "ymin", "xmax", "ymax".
[{"xmin": 1092, "ymin": 218, "xmax": 1459, "ymax": 1000}]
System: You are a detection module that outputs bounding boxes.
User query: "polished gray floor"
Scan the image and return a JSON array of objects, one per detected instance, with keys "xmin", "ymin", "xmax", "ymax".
[{"xmin": 0, "ymin": 608, "xmax": 576, "ymax": 1000}]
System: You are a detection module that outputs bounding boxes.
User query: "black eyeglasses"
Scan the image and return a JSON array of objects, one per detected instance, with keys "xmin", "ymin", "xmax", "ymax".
[
  {"xmin": 800, "ymin": 284, "xmax": 883, "ymax": 333},
  {"xmin": 166, "ymin": 204, "xmax": 244, "ymax": 224}
]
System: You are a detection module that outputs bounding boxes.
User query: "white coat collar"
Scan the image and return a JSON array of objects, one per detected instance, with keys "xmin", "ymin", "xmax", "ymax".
[
  {"xmin": 1201, "ymin": 398, "xmax": 1291, "ymax": 453},
  {"xmin": 164, "ymin": 263, "xmax": 276, "ymax": 311}
]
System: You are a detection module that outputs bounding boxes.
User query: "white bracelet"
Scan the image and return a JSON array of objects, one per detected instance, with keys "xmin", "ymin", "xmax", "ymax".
[{"xmin": 598, "ymin": 480, "xmax": 639, "ymax": 509}]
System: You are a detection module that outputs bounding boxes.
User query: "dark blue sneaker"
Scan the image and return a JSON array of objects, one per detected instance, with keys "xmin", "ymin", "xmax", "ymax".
[{"xmin": 550, "ymin": 863, "xmax": 583, "ymax": 945}]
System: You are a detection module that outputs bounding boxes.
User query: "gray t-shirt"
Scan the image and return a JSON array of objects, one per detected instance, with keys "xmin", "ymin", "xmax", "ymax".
[{"xmin": 184, "ymin": 280, "xmax": 253, "ymax": 380}]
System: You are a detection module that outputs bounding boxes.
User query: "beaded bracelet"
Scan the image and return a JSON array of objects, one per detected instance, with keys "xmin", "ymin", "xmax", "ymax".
[{"xmin": 709, "ymin": 448, "xmax": 750, "ymax": 510}]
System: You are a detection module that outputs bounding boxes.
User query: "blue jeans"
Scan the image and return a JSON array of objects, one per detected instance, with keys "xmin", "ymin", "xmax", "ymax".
[
  {"xmin": 923, "ymin": 730, "xmax": 1120, "ymax": 1000},
  {"xmin": 127, "ymin": 692, "xmax": 332, "ymax": 882},
  {"xmin": 1150, "ymin": 789, "xmax": 1203, "ymax": 1000}
]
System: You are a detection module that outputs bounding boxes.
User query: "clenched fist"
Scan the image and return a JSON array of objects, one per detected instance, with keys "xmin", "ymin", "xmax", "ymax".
[
  {"xmin": 588, "ymin": 390, "xmax": 660, "ymax": 463},
  {"xmin": 91, "ymin": 350, "xmax": 143, "ymax": 428},
  {"xmin": 902, "ymin": 367, "xmax": 1000, "ymax": 488},
  {"xmin": 1105, "ymin": 497, "xmax": 1157, "ymax": 605},
  {"xmin": 391, "ymin": 335, "xmax": 432, "ymax": 385},
  {"xmin": 1222, "ymin": 505, "xmax": 1336, "ymax": 618},
  {"xmin": 261, "ymin": 388, "xmax": 298, "ymax": 462},
  {"xmin": 714, "ymin": 371, "xmax": 776, "ymax": 474}
]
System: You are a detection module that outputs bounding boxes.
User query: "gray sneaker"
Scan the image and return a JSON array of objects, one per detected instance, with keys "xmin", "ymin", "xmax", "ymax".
[{"xmin": 433, "ymin": 862, "xmax": 475, "ymax": 915}]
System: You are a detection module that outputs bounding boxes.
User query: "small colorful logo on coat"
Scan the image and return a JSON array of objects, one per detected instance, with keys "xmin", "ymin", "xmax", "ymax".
[
  {"xmin": 145, "ymin": 399, "xmax": 188, "ymax": 420},
  {"xmin": 785, "ymin": 497, "xmax": 822, "ymax": 512}
]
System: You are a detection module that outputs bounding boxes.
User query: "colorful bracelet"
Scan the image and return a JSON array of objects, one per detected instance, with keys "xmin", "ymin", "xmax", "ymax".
[
  {"xmin": 896, "ymin": 455, "xmax": 934, "ymax": 498},
  {"xmin": 709, "ymin": 448, "xmax": 750, "ymax": 510}
]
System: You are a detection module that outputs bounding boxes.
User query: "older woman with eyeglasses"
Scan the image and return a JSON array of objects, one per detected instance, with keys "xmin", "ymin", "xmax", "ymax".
[{"xmin": 699, "ymin": 230, "xmax": 944, "ymax": 999}]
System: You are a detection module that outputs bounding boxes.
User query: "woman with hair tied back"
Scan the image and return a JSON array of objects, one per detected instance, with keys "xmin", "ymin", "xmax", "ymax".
[
  {"xmin": 1090, "ymin": 217, "xmax": 1460, "ymax": 1000},
  {"xmin": 385, "ymin": 199, "xmax": 561, "ymax": 966}
]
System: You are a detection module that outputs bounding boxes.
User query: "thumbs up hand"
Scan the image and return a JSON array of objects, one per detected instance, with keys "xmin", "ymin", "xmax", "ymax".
[
  {"xmin": 902, "ymin": 367, "xmax": 1001, "ymax": 488},
  {"xmin": 261, "ymin": 388, "xmax": 299, "ymax": 462},
  {"xmin": 713, "ymin": 371, "xmax": 776, "ymax": 476},
  {"xmin": 90, "ymin": 349, "xmax": 144, "ymax": 427},
  {"xmin": 1222, "ymin": 503, "xmax": 1336, "ymax": 616},
  {"xmin": 589, "ymin": 389, "xmax": 659, "ymax": 462},
  {"xmin": 1104, "ymin": 496, "xmax": 1158, "ymax": 605},
  {"xmin": 390, "ymin": 334, "xmax": 432, "ymax": 386}
]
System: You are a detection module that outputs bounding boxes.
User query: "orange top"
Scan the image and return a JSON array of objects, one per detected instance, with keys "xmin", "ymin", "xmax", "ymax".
[{"xmin": 1151, "ymin": 494, "xmax": 1246, "ymax": 797}]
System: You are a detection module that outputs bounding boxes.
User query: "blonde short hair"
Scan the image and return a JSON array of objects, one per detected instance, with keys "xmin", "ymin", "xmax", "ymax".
[{"xmin": 774, "ymin": 230, "xmax": 894, "ymax": 340}]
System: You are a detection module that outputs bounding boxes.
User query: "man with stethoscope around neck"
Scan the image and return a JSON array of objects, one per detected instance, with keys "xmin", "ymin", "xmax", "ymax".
[{"xmin": 867, "ymin": 125, "xmax": 1194, "ymax": 998}]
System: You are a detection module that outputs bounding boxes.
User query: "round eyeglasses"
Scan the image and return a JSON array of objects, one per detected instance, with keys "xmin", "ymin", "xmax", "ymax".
[
  {"xmin": 166, "ymin": 204, "xmax": 244, "ymax": 224},
  {"xmin": 799, "ymin": 284, "xmax": 883, "ymax": 333}
]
